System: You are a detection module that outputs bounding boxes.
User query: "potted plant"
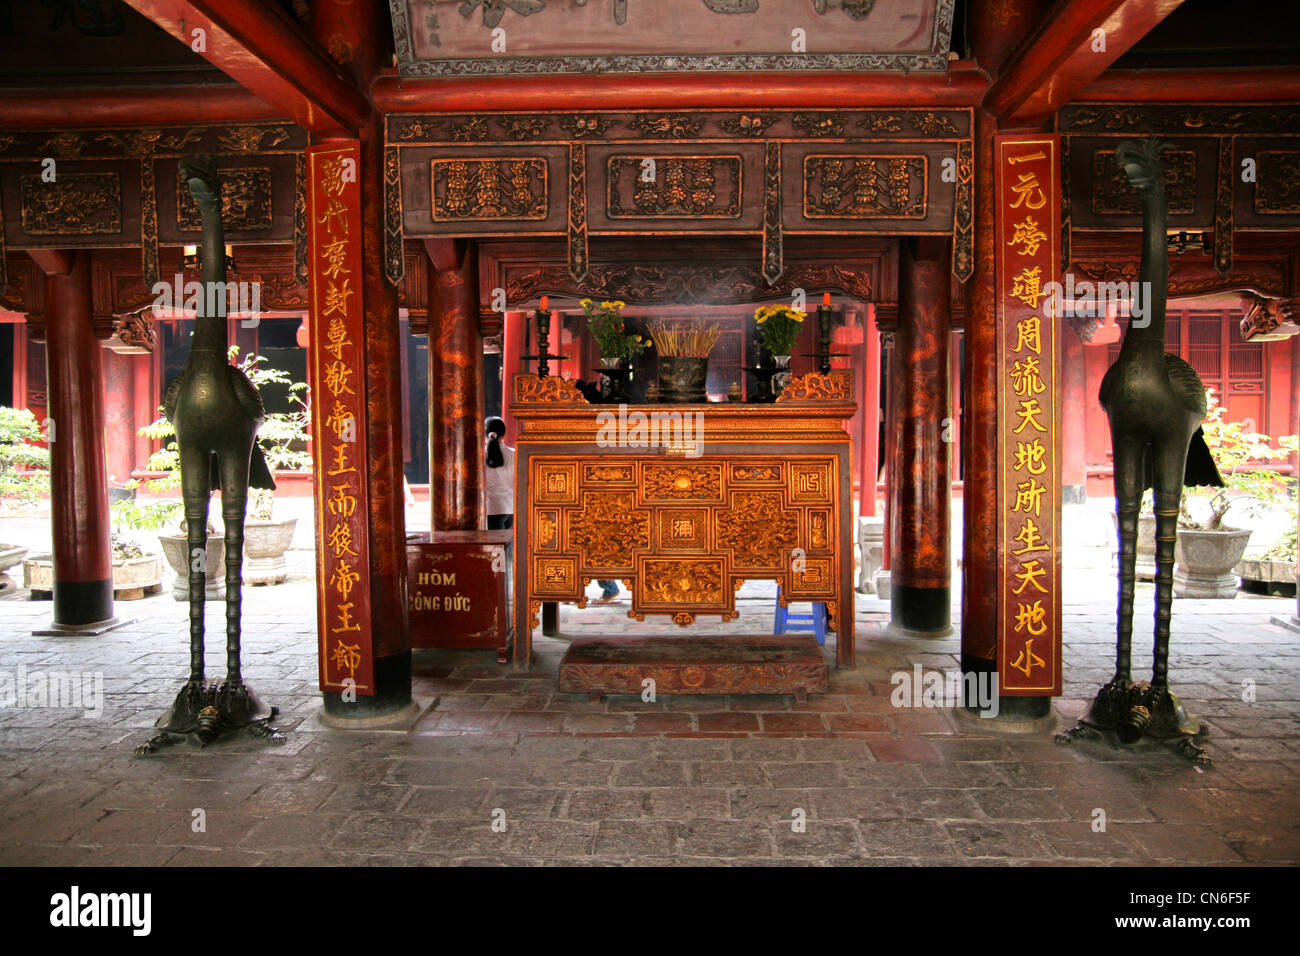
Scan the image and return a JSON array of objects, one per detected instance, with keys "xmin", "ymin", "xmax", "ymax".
[
  {"xmin": 753, "ymin": 304, "xmax": 806, "ymax": 396},
  {"xmin": 581, "ymin": 298, "xmax": 647, "ymax": 403},
  {"xmin": 649, "ymin": 320, "xmax": 721, "ymax": 403},
  {"xmin": 0, "ymin": 406, "xmax": 48, "ymax": 583},
  {"xmin": 1237, "ymin": 526, "xmax": 1297, "ymax": 597},
  {"xmin": 138, "ymin": 347, "xmax": 311, "ymax": 592},
  {"xmin": 1174, "ymin": 389, "xmax": 1297, "ymax": 598}
]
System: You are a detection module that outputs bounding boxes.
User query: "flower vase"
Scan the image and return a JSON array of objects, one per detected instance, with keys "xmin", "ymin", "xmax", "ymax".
[
  {"xmin": 772, "ymin": 355, "xmax": 792, "ymax": 396},
  {"xmin": 598, "ymin": 356, "xmax": 631, "ymax": 404}
]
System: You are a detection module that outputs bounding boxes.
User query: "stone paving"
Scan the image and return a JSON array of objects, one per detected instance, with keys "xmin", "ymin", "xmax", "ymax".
[{"xmin": 1, "ymin": 509, "xmax": 1298, "ymax": 866}]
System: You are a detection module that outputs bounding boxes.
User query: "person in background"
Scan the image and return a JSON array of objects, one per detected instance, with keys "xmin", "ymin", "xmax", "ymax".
[
  {"xmin": 485, "ymin": 416, "xmax": 514, "ymax": 530},
  {"xmin": 592, "ymin": 578, "xmax": 620, "ymax": 605}
]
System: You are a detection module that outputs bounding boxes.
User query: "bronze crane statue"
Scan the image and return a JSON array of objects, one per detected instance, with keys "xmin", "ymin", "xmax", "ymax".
[
  {"xmin": 1057, "ymin": 139, "xmax": 1222, "ymax": 764},
  {"xmin": 137, "ymin": 158, "xmax": 283, "ymax": 754}
]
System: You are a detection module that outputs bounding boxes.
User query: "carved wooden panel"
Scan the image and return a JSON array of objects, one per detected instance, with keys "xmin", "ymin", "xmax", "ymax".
[
  {"xmin": 803, "ymin": 155, "xmax": 927, "ymax": 219},
  {"xmin": 607, "ymin": 155, "xmax": 742, "ymax": 219},
  {"xmin": 525, "ymin": 453, "xmax": 839, "ymax": 625},
  {"xmin": 1254, "ymin": 151, "xmax": 1300, "ymax": 214},
  {"xmin": 176, "ymin": 167, "xmax": 273, "ymax": 231},
  {"xmin": 431, "ymin": 157, "xmax": 548, "ymax": 221},
  {"xmin": 1091, "ymin": 149, "xmax": 1196, "ymax": 215},
  {"xmin": 20, "ymin": 171, "xmax": 122, "ymax": 235}
]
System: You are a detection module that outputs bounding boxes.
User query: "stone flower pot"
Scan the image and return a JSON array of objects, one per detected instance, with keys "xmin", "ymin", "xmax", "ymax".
[
  {"xmin": 1174, "ymin": 527, "xmax": 1253, "ymax": 598},
  {"xmin": 243, "ymin": 517, "xmax": 297, "ymax": 585},
  {"xmin": 159, "ymin": 532, "xmax": 226, "ymax": 601},
  {"xmin": 1235, "ymin": 558, "xmax": 1298, "ymax": 597},
  {"xmin": 0, "ymin": 543, "xmax": 27, "ymax": 576},
  {"xmin": 22, "ymin": 552, "xmax": 164, "ymax": 599}
]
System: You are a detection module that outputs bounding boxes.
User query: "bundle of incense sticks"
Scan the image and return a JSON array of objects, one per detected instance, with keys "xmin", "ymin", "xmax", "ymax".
[{"xmin": 649, "ymin": 320, "xmax": 721, "ymax": 357}]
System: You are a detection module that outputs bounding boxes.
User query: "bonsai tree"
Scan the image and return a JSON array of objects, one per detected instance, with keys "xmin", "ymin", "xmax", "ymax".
[
  {"xmin": 137, "ymin": 346, "xmax": 312, "ymax": 523},
  {"xmin": 1180, "ymin": 389, "xmax": 1298, "ymax": 530},
  {"xmin": 0, "ymin": 406, "xmax": 49, "ymax": 510}
]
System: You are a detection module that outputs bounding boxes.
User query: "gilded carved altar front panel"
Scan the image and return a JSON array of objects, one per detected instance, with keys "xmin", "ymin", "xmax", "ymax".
[{"xmin": 527, "ymin": 454, "xmax": 837, "ymax": 627}]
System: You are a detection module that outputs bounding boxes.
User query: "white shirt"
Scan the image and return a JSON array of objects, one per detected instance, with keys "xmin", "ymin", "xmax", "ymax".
[{"xmin": 485, "ymin": 443, "xmax": 516, "ymax": 515}]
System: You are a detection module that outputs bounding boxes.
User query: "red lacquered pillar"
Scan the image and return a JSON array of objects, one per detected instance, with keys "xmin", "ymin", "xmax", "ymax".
[
  {"xmin": 41, "ymin": 251, "xmax": 116, "ymax": 629},
  {"xmin": 429, "ymin": 244, "xmax": 485, "ymax": 531},
  {"xmin": 312, "ymin": 1, "xmax": 411, "ymax": 723},
  {"xmin": 961, "ymin": 109, "xmax": 1003, "ymax": 687},
  {"xmin": 102, "ymin": 348, "xmax": 136, "ymax": 493},
  {"xmin": 1061, "ymin": 328, "xmax": 1088, "ymax": 503},
  {"xmin": 888, "ymin": 238, "xmax": 953, "ymax": 637}
]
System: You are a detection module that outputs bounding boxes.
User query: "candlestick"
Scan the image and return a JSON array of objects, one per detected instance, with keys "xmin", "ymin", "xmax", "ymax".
[
  {"xmin": 535, "ymin": 305, "xmax": 552, "ymax": 377},
  {"xmin": 817, "ymin": 304, "xmax": 835, "ymax": 374}
]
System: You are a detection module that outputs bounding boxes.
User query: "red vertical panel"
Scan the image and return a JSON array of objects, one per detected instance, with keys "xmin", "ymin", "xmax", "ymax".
[
  {"xmin": 996, "ymin": 133, "xmax": 1062, "ymax": 697},
  {"xmin": 308, "ymin": 142, "xmax": 376, "ymax": 696}
]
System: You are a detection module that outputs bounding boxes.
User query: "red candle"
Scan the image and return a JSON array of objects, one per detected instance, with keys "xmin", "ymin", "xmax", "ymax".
[
  {"xmin": 540, "ymin": 296, "xmax": 548, "ymax": 311},
  {"xmin": 822, "ymin": 292, "xmax": 831, "ymax": 306}
]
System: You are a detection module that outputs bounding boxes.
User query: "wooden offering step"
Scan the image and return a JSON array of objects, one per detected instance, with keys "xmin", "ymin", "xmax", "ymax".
[{"xmin": 558, "ymin": 634, "xmax": 830, "ymax": 702}]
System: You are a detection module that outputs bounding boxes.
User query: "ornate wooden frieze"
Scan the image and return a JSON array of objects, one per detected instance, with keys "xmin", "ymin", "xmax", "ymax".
[
  {"xmin": 568, "ymin": 144, "xmax": 588, "ymax": 281},
  {"xmin": 513, "ymin": 375, "xmax": 590, "ymax": 404},
  {"xmin": 176, "ymin": 167, "xmax": 273, "ymax": 231},
  {"xmin": 0, "ymin": 123, "xmax": 305, "ymax": 159},
  {"xmin": 139, "ymin": 159, "xmax": 159, "ymax": 287},
  {"xmin": 803, "ymin": 154, "xmax": 927, "ymax": 219},
  {"xmin": 500, "ymin": 260, "xmax": 877, "ymax": 306},
  {"xmin": 1254, "ymin": 151, "xmax": 1300, "ymax": 214},
  {"xmin": 775, "ymin": 369, "xmax": 853, "ymax": 402},
  {"xmin": 607, "ymin": 155, "xmax": 742, "ymax": 219},
  {"xmin": 106, "ymin": 312, "xmax": 156, "ymax": 353},
  {"xmin": 20, "ymin": 171, "xmax": 122, "ymax": 235},
  {"xmin": 1240, "ymin": 292, "xmax": 1300, "ymax": 342},
  {"xmin": 1214, "ymin": 137, "xmax": 1234, "ymax": 276},
  {"xmin": 1059, "ymin": 136, "xmax": 1071, "ymax": 275},
  {"xmin": 1068, "ymin": 255, "xmax": 1287, "ymax": 301},
  {"xmin": 387, "ymin": 109, "xmax": 971, "ymax": 145},
  {"xmin": 1059, "ymin": 104, "xmax": 1300, "ymax": 135},
  {"xmin": 384, "ymin": 146, "xmax": 404, "ymax": 285},
  {"xmin": 430, "ymin": 157, "xmax": 548, "ymax": 221},
  {"xmin": 294, "ymin": 154, "xmax": 308, "ymax": 286},
  {"xmin": 763, "ymin": 142, "xmax": 783, "ymax": 284},
  {"xmin": 953, "ymin": 137, "xmax": 974, "ymax": 282},
  {"xmin": 1091, "ymin": 148, "xmax": 1196, "ymax": 215}
]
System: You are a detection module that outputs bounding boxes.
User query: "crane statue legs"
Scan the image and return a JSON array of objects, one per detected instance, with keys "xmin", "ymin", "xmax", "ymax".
[
  {"xmin": 137, "ymin": 158, "xmax": 283, "ymax": 755},
  {"xmin": 1056, "ymin": 139, "xmax": 1223, "ymax": 765}
]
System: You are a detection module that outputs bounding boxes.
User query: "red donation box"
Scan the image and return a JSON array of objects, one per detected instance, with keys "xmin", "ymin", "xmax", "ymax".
[{"xmin": 406, "ymin": 531, "xmax": 514, "ymax": 662}]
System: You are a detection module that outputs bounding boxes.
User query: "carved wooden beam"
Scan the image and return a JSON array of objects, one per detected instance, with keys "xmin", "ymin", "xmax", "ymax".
[
  {"xmin": 121, "ymin": 0, "xmax": 369, "ymax": 135},
  {"xmin": 0, "ymin": 86, "xmax": 284, "ymax": 130},
  {"xmin": 985, "ymin": 0, "xmax": 1185, "ymax": 126},
  {"xmin": 372, "ymin": 64, "xmax": 990, "ymax": 113},
  {"xmin": 1080, "ymin": 66, "xmax": 1300, "ymax": 104}
]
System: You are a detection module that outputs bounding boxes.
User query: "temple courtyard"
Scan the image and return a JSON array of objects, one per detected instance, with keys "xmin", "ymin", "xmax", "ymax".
[{"xmin": 1, "ymin": 501, "xmax": 1297, "ymax": 867}]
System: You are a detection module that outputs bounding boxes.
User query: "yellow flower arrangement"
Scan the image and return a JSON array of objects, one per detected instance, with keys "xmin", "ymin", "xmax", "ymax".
[{"xmin": 752, "ymin": 304, "xmax": 805, "ymax": 355}]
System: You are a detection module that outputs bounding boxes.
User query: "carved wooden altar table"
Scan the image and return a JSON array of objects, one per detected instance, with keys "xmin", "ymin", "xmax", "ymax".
[{"xmin": 511, "ymin": 371, "xmax": 857, "ymax": 695}]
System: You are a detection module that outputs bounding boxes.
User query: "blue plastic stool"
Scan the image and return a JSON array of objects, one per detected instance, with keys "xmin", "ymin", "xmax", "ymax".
[{"xmin": 773, "ymin": 585, "xmax": 828, "ymax": 646}]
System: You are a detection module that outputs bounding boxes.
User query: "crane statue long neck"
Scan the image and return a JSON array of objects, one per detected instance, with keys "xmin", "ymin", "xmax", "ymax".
[
  {"xmin": 190, "ymin": 185, "xmax": 228, "ymax": 356},
  {"xmin": 1118, "ymin": 145, "xmax": 1168, "ymax": 351}
]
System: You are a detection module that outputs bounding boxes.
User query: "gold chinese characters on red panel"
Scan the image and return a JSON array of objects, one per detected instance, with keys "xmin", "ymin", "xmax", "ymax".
[
  {"xmin": 307, "ymin": 142, "xmax": 375, "ymax": 695},
  {"xmin": 995, "ymin": 134, "xmax": 1062, "ymax": 696}
]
